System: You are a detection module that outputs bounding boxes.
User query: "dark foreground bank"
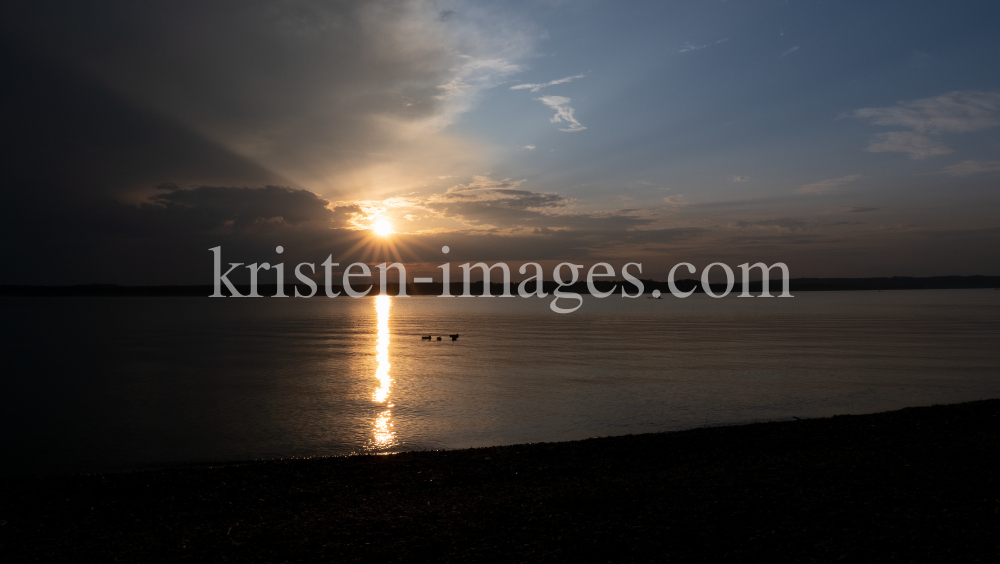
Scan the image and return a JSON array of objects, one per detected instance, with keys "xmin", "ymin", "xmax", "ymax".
[{"xmin": 1, "ymin": 401, "xmax": 998, "ymax": 563}]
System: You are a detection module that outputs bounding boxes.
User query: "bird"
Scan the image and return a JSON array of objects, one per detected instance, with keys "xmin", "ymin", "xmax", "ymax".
[
  {"xmin": 449, "ymin": 334, "xmax": 459, "ymax": 341},
  {"xmin": 421, "ymin": 335, "xmax": 432, "ymax": 340}
]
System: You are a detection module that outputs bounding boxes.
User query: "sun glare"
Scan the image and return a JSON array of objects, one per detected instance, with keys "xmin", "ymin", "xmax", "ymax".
[{"xmin": 373, "ymin": 219, "xmax": 394, "ymax": 236}]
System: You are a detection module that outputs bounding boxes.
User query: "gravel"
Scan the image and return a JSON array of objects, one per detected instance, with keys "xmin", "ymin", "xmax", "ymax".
[{"xmin": 1, "ymin": 399, "xmax": 998, "ymax": 563}]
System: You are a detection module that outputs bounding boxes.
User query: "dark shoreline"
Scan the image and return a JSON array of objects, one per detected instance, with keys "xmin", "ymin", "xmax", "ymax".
[
  {"xmin": 2, "ymin": 399, "xmax": 998, "ymax": 562},
  {"xmin": 2, "ymin": 274, "xmax": 1000, "ymax": 297}
]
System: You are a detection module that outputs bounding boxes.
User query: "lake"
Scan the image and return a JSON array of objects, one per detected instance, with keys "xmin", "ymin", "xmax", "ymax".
[{"xmin": 2, "ymin": 289, "xmax": 998, "ymax": 476}]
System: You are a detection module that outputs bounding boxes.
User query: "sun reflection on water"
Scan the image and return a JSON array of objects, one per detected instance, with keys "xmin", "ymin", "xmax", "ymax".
[{"xmin": 369, "ymin": 295, "xmax": 396, "ymax": 449}]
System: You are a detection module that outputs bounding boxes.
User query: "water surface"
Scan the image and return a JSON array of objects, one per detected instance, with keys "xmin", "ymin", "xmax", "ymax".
[{"xmin": 2, "ymin": 289, "xmax": 998, "ymax": 475}]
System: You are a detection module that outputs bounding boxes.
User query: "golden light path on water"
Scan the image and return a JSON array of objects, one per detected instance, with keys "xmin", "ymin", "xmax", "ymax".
[{"xmin": 371, "ymin": 295, "xmax": 396, "ymax": 449}]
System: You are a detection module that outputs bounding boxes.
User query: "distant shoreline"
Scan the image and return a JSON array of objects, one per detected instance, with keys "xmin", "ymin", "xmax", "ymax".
[
  {"xmin": 1, "ymin": 398, "xmax": 997, "ymax": 561},
  {"xmin": 2, "ymin": 274, "xmax": 999, "ymax": 297}
]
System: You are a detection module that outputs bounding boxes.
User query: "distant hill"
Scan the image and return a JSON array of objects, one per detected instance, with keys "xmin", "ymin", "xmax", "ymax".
[{"xmin": 2, "ymin": 275, "xmax": 999, "ymax": 297}]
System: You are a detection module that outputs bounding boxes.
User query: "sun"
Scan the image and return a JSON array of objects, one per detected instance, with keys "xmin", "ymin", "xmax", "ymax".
[{"xmin": 372, "ymin": 219, "xmax": 394, "ymax": 236}]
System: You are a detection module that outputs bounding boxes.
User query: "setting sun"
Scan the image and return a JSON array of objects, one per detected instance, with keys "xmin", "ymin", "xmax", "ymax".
[{"xmin": 372, "ymin": 219, "xmax": 393, "ymax": 236}]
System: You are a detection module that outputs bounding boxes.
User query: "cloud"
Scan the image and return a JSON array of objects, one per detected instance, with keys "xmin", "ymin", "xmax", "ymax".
[
  {"xmin": 679, "ymin": 38, "xmax": 728, "ymax": 53},
  {"xmin": 731, "ymin": 218, "xmax": 807, "ymax": 231},
  {"xmin": 414, "ymin": 177, "xmax": 574, "ymax": 230},
  {"xmin": 433, "ymin": 177, "xmax": 566, "ymax": 211},
  {"xmin": 679, "ymin": 43, "xmax": 707, "ymax": 53},
  {"xmin": 796, "ymin": 174, "xmax": 861, "ymax": 195},
  {"xmin": 610, "ymin": 226, "xmax": 710, "ymax": 246},
  {"xmin": 846, "ymin": 207, "xmax": 878, "ymax": 213},
  {"xmin": 852, "ymin": 91, "xmax": 1000, "ymax": 159},
  {"xmin": 362, "ymin": 175, "xmax": 672, "ymax": 236},
  {"xmin": 148, "ymin": 185, "xmax": 359, "ymax": 232},
  {"xmin": 732, "ymin": 176, "xmax": 749, "ymax": 182},
  {"xmin": 662, "ymin": 195, "xmax": 688, "ymax": 208},
  {"xmin": 780, "ymin": 46, "xmax": 800, "ymax": 57},
  {"xmin": 864, "ymin": 132, "xmax": 952, "ymax": 159},
  {"xmin": 535, "ymin": 96, "xmax": 586, "ymax": 132},
  {"xmin": 522, "ymin": 145, "xmax": 536, "ymax": 150},
  {"xmin": 3, "ymin": 0, "xmax": 540, "ymax": 194},
  {"xmin": 510, "ymin": 74, "xmax": 585, "ymax": 92},
  {"xmin": 942, "ymin": 160, "xmax": 1000, "ymax": 177},
  {"xmin": 853, "ymin": 91, "xmax": 1000, "ymax": 133},
  {"xmin": 435, "ymin": 57, "xmax": 526, "ymax": 122}
]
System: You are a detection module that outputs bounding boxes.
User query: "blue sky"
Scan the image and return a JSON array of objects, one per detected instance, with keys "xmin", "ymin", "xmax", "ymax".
[
  {"xmin": 462, "ymin": 1, "xmax": 1000, "ymax": 202},
  {"xmin": 2, "ymin": 0, "xmax": 999, "ymax": 283}
]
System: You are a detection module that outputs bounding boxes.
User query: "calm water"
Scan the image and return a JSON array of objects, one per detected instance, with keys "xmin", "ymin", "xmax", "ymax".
[{"xmin": 2, "ymin": 289, "xmax": 999, "ymax": 476}]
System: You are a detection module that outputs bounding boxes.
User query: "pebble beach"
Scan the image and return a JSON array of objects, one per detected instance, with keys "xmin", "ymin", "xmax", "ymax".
[{"xmin": 1, "ymin": 399, "xmax": 997, "ymax": 563}]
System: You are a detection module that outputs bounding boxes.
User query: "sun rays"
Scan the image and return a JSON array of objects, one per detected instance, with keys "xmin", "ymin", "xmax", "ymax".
[{"xmin": 333, "ymin": 214, "xmax": 441, "ymax": 266}]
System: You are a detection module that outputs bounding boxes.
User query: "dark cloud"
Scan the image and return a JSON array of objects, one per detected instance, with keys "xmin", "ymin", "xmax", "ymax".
[
  {"xmin": 0, "ymin": 41, "xmax": 288, "ymax": 200},
  {"xmin": 430, "ymin": 198, "xmax": 655, "ymax": 232},
  {"xmin": 914, "ymin": 226, "xmax": 1000, "ymax": 238},
  {"xmin": 4, "ymin": 2, "xmax": 997, "ymax": 284},
  {"xmin": 731, "ymin": 218, "xmax": 808, "ymax": 231},
  {"xmin": 0, "ymin": 2, "xmax": 537, "ymax": 284},
  {"xmin": 438, "ymin": 189, "xmax": 567, "ymax": 209},
  {"xmin": 615, "ymin": 227, "xmax": 711, "ymax": 245},
  {"xmin": 418, "ymin": 178, "xmax": 659, "ymax": 232},
  {"xmin": 1, "ymin": 0, "xmax": 534, "ymax": 196},
  {"xmin": 149, "ymin": 185, "xmax": 360, "ymax": 231}
]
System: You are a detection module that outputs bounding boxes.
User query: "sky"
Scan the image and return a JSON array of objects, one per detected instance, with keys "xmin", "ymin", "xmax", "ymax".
[{"xmin": 2, "ymin": 0, "xmax": 999, "ymax": 285}]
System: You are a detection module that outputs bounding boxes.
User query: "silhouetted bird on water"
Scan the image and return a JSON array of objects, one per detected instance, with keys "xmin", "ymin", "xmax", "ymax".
[{"xmin": 421, "ymin": 334, "xmax": 458, "ymax": 341}]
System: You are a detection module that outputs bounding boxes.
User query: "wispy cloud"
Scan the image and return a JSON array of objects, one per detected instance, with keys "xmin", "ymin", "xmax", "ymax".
[
  {"xmin": 796, "ymin": 174, "xmax": 861, "ymax": 195},
  {"xmin": 436, "ymin": 57, "xmax": 527, "ymax": 124},
  {"xmin": 942, "ymin": 160, "xmax": 1000, "ymax": 177},
  {"xmin": 864, "ymin": 131, "xmax": 952, "ymax": 159},
  {"xmin": 510, "ymin": 74, "xmax": 586, "ymax": 93},
  {"xmin": 380, "ymin": 175, "xmax": 666, "ymax": 234},
  {"xmin": 731, "ymin": 218, "xmax": 807, "ymax": 231},
  {"xmin": 852, "ymin": 90, "xmax": 1000, "ymax": 159},
  {"xmin": 536, "ymin": 96, "xmax": 586, "ymax": 132},
  {"xmin": 780, "ymin": 46, "xmax": 800, "ymax": 57},
  {"xmin": 679, "ymin": 43, "xmax": 707, "ymax": 53},
  {"xmin": 732, "ymin": 176, "xmax": 749, "ymax": 182},
  {"xmin": 522, "ymin": 145, "xmax": 536, "ymax": 151},
  {"xmin": 854, "ymin": 91, "xmax": 1000, "ymax": 133},
  {"xmin": 846, "ymin": 206, "xmax": 878, "ymax": 213},
  {"xmin": 662, "ymin": 195, "xmax": 688, "ymax": 208},
  {"xmin": 679, "ymin": 38, "xmax": 729, "ymax": 53}
]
